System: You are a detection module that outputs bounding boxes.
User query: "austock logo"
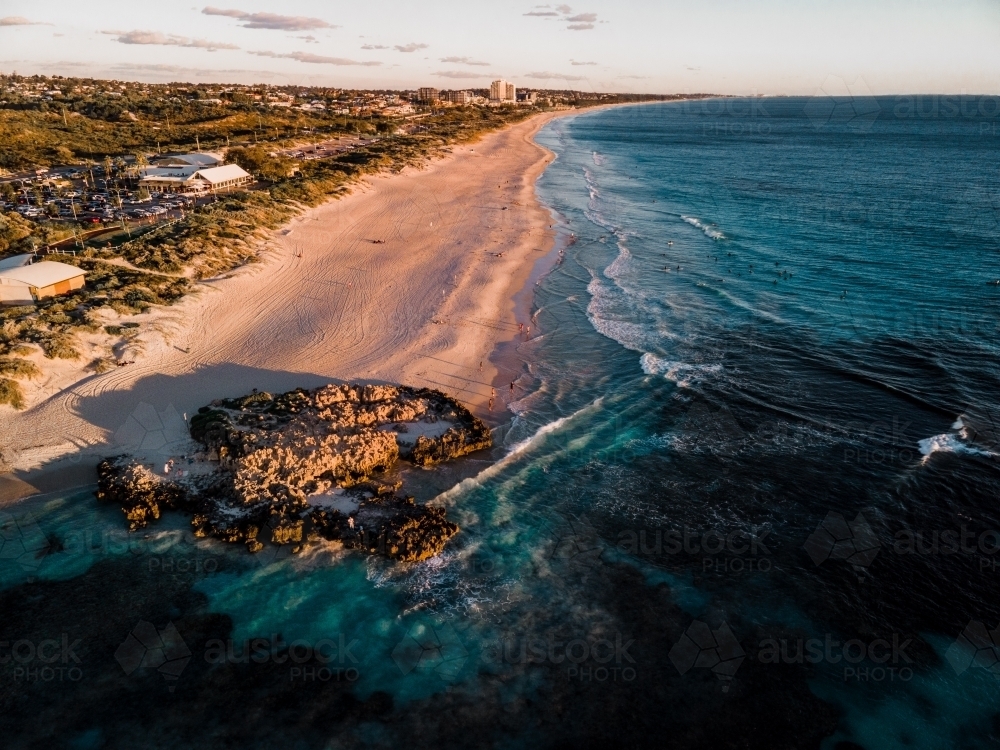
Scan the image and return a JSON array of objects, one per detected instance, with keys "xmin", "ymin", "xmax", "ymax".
[
  {"xmin": 481, "ymin": 631, "xmax": 636, "ymax": 682},
  {"xmin": 616, "ymin": 523, "xmax": 772, "ymax": 575},
  {"xmin": 1, "ymin": 635, "xmax": 84, "ymax": 684},
  {"xmin": 544, "ymin": 513, "xmax": 606, "ymax": 584},
  {"xmin": 669, "ymin": 620, "xmax": 746, "ymax": 692},
  {"xmin": 946, "ymin": 621, "xmax": 1000, "ymax": 679},
  {"xmin": 0, "ymin": 511, "xmax": 51, "ymax": 575},
  {"xmin": 115, "ymin": 620, "xmax": 192, "ymax": 692},
  {"xmin": 802, "ymin": 75, "xmax": 881, "ymax": 132},
  {"xmin": 114, "ymin": 401, "xmax": 189, "ymax": 454},
  {"xmin": 803, "ymin": 511, "xmax": 881, "ymax": 580},
  {"xmin": 391, "ymin": 618, "xmax": 469, "ymax": 683}
]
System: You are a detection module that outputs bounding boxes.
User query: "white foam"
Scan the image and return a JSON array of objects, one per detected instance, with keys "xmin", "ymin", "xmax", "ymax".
[
  {"xmin": 917, "ymin": 433, "xmax": 994, "ymax": 461},
  {"xmin": 431, "ymin": 399, "xmax": 603, "ymax": 506},
  {"xmin": 603, "ymin": 244, "xmax": 633, "ymax": 280},
  {"xmin": 592, "ymin": 151, "xmax": 605, "ymax": 166},
  {"xmin": 681, "ymin": 215, "xmax": 725, "ymax": 241},
  {"xmin": 585, "ymin": 277, "xmax": 661, "ymax": 353},
  {"xmin": 640, "ymin": 352, "xmax": 722, "ymax": 387}
]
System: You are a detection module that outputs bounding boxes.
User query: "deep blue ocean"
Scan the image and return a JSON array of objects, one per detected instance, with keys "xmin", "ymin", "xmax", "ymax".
[{"xmin": 3, "ymin": 98, "xmax": 1000, "ymax": 749}]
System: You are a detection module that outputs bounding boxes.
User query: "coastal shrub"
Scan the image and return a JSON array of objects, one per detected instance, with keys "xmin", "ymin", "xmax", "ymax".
[
  {"xmin": 40, "ymin": 335, "xmax": 80, "ymax": 360},
  {"xmin": 104, "ymin": 325, "xmax": 123, "ymax": 335},
  {"xmin": 89, "ymin": 357, "xmax": 115, "ymax": 374},
  {"xmin": 238, "ymin": 391, "xmax": 273, "ymax": 408},
  {"xmin": 0, "ymin": 357, "xmax": 40, "ymax": 379},
  {"xmin": 0, "ymin": 377, "xmax": 25, "ymax": 409}
]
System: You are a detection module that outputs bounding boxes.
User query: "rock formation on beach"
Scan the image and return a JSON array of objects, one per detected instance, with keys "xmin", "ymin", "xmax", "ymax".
[{"xmin": 96, "ymin": 384, "xmax": 491, "ymax": 562}]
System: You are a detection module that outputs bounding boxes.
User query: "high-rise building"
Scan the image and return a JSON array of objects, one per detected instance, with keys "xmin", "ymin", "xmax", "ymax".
[
  {"xmin": 417, "ymin": 87, "xmax": 439, "ymax": 103},
  {"xmin": 490, "ymin": 80, "xmax": 516, "ymax": 102},
  {"xmin": 444, "ymin": 90, "xmax": 472, "ymax": 105}
]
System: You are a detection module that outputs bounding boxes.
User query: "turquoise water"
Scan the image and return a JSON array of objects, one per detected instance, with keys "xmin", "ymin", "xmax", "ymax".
[{"xmin": 3, "ymin": 98, "xmax": 1000, "ymax": 748}]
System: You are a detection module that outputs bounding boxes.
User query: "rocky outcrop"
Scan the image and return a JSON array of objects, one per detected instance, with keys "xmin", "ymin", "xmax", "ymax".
[
  {"xmin": 308, "ymin": 494, "xmax": 459, "ymax": 562},
  {"xmin": 96, "ymin": 458, "xmax": 192, "ymax": 531},
  {"xmin": 97, "ymin": 383, "xmax": 491, "ymax": 562}
]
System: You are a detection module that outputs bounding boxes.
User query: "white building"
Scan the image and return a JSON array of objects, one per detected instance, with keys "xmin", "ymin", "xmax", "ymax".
[
  {"xmin": 490, "ymin": 80, "xmax": 516, "ymax": 103},
  {"xmin": 139, "ymin": 163, "xmax": 253, "ymax": 194},
  {"xmin": 0, "ymin": 261, "xmax": 85, "ymax": 305},
  {"xmin": 150, "ymin": 153, "xmax": 223, "ymax": 168}
]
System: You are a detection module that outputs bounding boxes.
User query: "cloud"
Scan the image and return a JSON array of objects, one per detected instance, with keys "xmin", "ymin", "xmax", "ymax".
[
  {"xmin": 524, "ymin": 71, "xmax": 586, "ymax": 81},
  {"xmin": 297, "ymin": 35, "xmax": 317, "ymax": 43},
  {"xmin": 107, "ymin": 62, "xmax": 276, "ymax": 76},
  {"xmin": 202, "ymin": 7, "xmax": 333, "ymax": 30},
  {"xmin": 617, "ymin": 75, "xmax": 647, "ymax": 79},
  {"xmin": 432, "ymin": 70, "xmax": 485, "ymax": 79},
  {"xmin": 439, "ymin": 56, "xmax": 489, "ymax": 66},
  {"xmin": 570, "ymin": 60, "xmax": 597, "ymax": 65},
  {"xmin": 103, "ymin": 30, "xmax": 239, "ymax": 51},
  {"xmin": 361, "ymin": 44, "xmax": 388, "ymax": 50},
  {"xmin": 523, "ymin": 6, "xmax": 598, "ymax": 29},
  {"xmin": 394, "ymin": 43, "xmax": 428, "ymax": 53},
  {"xmin": 0, "ymin": 16, "xmax": 51, "ymax": 26},
  {"xmin": 250, "ymin": 50, "xmax": 381, "ymax": 66}
]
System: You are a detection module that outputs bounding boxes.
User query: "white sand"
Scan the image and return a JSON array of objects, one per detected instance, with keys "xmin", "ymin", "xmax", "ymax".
[{"xmin": 0, "ymin": 110, "xmax": 572, "ymax": 477}]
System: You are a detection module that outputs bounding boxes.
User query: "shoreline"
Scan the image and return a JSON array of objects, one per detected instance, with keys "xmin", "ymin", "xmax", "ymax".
[{"xmin": 0, "ymin": 105, "xmax": 605, "ymax": 502}]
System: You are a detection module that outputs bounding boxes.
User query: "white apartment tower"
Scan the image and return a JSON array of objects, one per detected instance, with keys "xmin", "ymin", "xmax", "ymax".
[{"xmin": 490, "ymin": 80, "xmax": 516, "ymax": 102}]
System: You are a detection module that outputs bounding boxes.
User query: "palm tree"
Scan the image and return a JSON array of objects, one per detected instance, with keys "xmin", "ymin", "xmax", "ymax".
[{"xmin": 131, "ymin": 152, "xmax": 148, "ymax": 181}]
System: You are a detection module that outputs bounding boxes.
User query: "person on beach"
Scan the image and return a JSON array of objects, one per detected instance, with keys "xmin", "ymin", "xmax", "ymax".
[
  {"xmin": 510, "ymin": 381, "xmax": 515, "ymax": 394},
  {"xmin": 518, "ymin": 323, "xmax": 523, "ymax": 333},
  {"xmin": 488, "ymin": 398, "xmax": 493, "ymax": 411}
]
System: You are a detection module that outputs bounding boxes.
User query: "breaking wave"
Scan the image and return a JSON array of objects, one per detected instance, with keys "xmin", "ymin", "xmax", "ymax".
[
  {"xmin": 639, "ymin": 352, "xmax": 722, "ymax": 387},
  {"xmin": 681, "ymin": 215, "xmax": 725, "ymax": 240},
  {"xmin": 918, "ymin": 417, "xmax": 998, "ymax": 462}
]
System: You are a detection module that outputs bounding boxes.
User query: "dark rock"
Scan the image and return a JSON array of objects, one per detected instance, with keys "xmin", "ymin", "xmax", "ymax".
[{"xmin": 97, "ymin": 383, "xmax": 485, "ymax": 562}]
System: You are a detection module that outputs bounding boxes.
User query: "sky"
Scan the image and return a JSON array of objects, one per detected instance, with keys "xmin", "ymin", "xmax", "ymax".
[{"xmin": 0, "ymin": 1, "xmax": 998, "ymax": 94}]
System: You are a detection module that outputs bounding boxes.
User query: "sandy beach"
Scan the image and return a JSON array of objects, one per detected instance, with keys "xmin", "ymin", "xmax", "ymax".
[{"xmin": 0, "ymin": 109, "xmax": 576, "ymax": 496}]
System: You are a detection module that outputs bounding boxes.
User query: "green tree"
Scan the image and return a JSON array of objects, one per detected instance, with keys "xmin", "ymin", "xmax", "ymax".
[{"xmin": 228, "ymin": 146, "xmax": 292, "ymax": 182}]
